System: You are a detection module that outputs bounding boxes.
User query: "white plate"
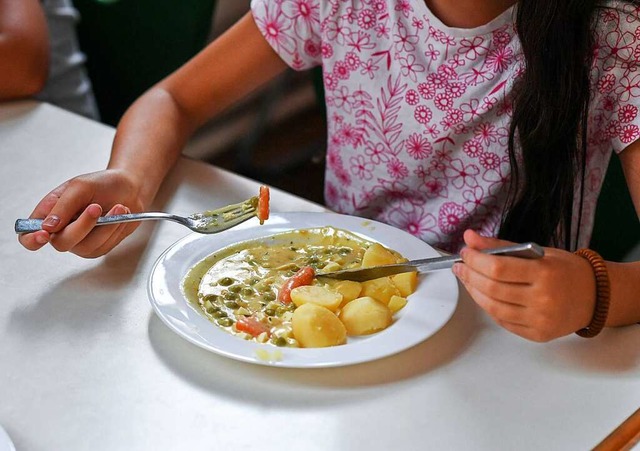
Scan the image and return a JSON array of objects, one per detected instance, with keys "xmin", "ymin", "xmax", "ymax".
[{"xmin": 148, "ymin": 212, "xmax": 458, "ymax": 368}]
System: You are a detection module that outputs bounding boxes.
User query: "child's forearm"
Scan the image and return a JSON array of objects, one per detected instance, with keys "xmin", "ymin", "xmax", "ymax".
[
  {"xmin": 606, "ymin": 260, "xmax": 640, "ymax": 326},
  {"xmin": 106, "ymin": 87, "xmax": 198, "ymax": 209}
]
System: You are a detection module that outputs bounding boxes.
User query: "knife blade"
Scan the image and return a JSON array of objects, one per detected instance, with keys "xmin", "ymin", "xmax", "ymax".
[{"xmin": 316, "ymin": 242, "xmax": 544, "ymax": 282}]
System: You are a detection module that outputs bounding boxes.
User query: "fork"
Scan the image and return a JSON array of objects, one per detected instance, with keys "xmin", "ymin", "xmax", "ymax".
[{"xmin": 15, "ymin": 196, "xmax": 260, "ymax": 235}]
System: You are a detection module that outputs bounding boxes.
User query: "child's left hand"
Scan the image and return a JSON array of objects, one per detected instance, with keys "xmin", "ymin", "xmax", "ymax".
[{"xmin": 453, "ymin": 229, "xmax": 597, "ymax": 342}]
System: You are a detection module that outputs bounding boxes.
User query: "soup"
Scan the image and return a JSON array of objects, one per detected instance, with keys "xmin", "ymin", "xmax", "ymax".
[{"xmin": 182, "ymin": 226, "xmax": 417, "ymax": 348}]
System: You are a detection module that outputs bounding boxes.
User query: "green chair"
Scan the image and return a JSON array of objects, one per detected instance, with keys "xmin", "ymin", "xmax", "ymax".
[
  {"xmin": 589, "ymin": 154, "xmax": 640, "ymax": 262},
  {"xmin": 74, "ymin": 0, "xmax": 217, "ymax": 126}
]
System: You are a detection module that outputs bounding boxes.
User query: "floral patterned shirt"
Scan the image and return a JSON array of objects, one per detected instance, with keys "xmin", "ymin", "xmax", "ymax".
[{"xmin": 251, "ymin": 0, "xmax": 640, "ymax": 252}]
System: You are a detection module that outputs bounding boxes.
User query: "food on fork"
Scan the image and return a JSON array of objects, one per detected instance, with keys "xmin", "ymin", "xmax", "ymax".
[
  {"xmin": 257, "ymin": 185, "xmax": 270, "ymax": 224},
  {"xmin": 182, "ymin": 226, "xmax": 418, "ymax": 349}
]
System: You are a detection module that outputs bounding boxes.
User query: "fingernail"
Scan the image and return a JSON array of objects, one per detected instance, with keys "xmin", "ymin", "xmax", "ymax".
[
  {"xmin": 35, "ymin": 233, "xmax": 48, "ymax": 245},
  {"xmin": 42, "ymin": 215, "xmax": 60, "ymax": 228},
  {"xmin": 459, "ymin": 248, "xmax": 467, "ymax": 260},
  {"xmin": 452, "ymin": 263, "xmax": 461, "ymax": 276},
  {"xmin": 87, "ymin": 204, "xmax": 102, "ymax": 218}
]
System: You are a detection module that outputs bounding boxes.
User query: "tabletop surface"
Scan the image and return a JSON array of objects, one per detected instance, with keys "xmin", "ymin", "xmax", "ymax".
[{"xmin": 1, "ymin": 101, "xmax": 639, "ymax": 451}]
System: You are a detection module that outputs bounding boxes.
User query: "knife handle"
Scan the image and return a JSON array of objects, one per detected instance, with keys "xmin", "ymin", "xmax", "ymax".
[{"xmin": 417, "ymin": 242, "xmax": 544, "ymax": 272}]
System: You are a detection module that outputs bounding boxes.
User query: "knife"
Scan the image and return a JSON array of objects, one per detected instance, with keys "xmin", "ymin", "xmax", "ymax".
[{"xmin": 316, "ymin": 242, "xmax": 544, "ymax": 282}]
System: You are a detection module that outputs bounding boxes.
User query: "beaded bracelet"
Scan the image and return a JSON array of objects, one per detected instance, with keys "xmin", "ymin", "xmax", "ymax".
[{"xmin": 574, "ymin": 248, "xmax": 611, "ymax": 338}]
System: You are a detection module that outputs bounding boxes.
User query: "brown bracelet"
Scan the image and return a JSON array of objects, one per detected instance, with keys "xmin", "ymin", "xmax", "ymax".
[{"xmin": 574, "ymin": 248, "xmax": 611, "ymax": 338}]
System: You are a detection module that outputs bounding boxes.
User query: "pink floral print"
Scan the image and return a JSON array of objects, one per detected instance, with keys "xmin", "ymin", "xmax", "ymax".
[{"xmin": 252, "ymin": 0, "xmax": 640, "ymax": 252}]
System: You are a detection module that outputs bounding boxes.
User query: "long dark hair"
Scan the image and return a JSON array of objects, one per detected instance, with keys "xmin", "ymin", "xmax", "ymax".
[{"xmin": 499, "ymin": 0, "xmax": 634, "ymax": 249}]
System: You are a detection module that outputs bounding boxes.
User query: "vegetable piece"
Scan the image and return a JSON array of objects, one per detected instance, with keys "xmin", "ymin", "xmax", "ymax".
[
  {"xmin": 292, "ymin": 303, "xmax": 347, "ymax": 348},
  {"xmin": 388, "ymin": 295, "xmax": 408, "ymax": 313},
  {"xmin": 361, "ymin": 243, "xmax": 397, "ymax": 268},
  {"xmin": 257, "ymin": 185, "xmax": 270, "ymax": 224},
  {"xmin": 236, "ymin": 316, "xmax": 270, "ymax": 337},
  {"xmin": 278, "ymin": 266, "xmax": 315, "ymax": 304},
  {"xmin": 391, "ymin": 271, "xmax": 418, "ymax": 297},
  {"xmin": 339, "ymin": 296, "xmax": 393, "ymax": 336},
  {"xmin": 290, "ymin": 285, "xmax": 343, "ymax": 312},
  {"xmin": 360, "ymin": 277, "xmax": 401, "ymax": 305},
  {"xmin": 331, "ymin": 280, "xmax": 362, "ymax": 307}
]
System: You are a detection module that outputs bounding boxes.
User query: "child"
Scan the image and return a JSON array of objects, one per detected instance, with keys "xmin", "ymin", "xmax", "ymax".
[{"xmin": 18, "ymin": 0, "xmax": 640, "ymax": 342}]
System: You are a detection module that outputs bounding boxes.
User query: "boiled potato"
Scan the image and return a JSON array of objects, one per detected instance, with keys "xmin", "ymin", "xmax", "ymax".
[
  {"xmin": 331, "ymin": 280, "xmax": 362, "ymax": 307},
  {"xmin": 360, "ymin": 277, "xmax": 401, "ymax": 305},
  {"xmin": 339, "ymin": 296, "xmax": 392, "ymax": 336},
  {"xmin": 391, "ymin": 271, "xmax": 418, "ymax": 297},
  {"xmin": 292, "ymin": 303, "xmax": 347, "ymax": 348},
  {"xmin": 361, "ymin": 243, "xmax": 397, "ymax": 267},
  {"xmin": 290, "ymin": 285, "xmax": 343, "ymax": 312},
  {"xmin": 321, "ymin": 261, "xmax": 341, "ymax": 272},
  {"xmin": 388, "ymin": 295, "xmax": 408, "ymax": 313}
]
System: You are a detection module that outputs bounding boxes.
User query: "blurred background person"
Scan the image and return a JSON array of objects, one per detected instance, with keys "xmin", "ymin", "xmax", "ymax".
[
  {"xmin": 0, "ymin": 0, "xmax": 48, "ymax": 100},
  {"xmin": 0, "ymin": 0, "xmax": 98, "ymax": 120}
]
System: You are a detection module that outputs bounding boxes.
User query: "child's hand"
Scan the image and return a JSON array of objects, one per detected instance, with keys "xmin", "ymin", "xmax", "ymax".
[
  {"xmin": 453, "ymin": 229, "xmax": 597, "ymax": 342},
  {"xmin": 18, "ymin": 169, "xmax": 146, "ymax": 258}
]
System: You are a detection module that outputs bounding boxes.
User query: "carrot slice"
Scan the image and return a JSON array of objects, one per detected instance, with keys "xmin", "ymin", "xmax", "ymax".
[
  {"xmin": 236, "ymin": 316, "xmax": 270, "ymax": 337},
  {"xmin": 257, "ymin": 185, "xmax": 270, "ymax": 224},
  {"xmin": 278, "ymin": 266, "xmax": 315, "ymax": 304}
]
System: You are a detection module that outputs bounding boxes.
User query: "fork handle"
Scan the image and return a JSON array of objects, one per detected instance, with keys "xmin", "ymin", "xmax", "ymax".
[
  {"xmin": 14, "ymin": 212, "xmax": 174, "ymax": 233},
  {"xmin": 15, "ymin": 219, "xmax": 46, "ymax": 233}
]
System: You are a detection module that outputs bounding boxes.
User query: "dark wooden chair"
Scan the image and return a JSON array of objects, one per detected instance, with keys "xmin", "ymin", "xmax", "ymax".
[
  {"xmin": 589, "ymin": 155, "xmax": 640, "ymax": 262},
  {"xmin": 73, "ymin": 0, "xmax": 217, "ymax": 126}
]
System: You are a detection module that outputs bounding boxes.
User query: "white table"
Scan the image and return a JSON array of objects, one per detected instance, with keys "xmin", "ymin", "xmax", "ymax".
[{"xmin": 1, "ymin": 101, "xmax": 639, "ymax": 451}]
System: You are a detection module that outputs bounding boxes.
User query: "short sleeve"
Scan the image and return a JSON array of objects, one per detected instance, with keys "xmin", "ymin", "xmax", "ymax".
[
  {"xmin": 250, "ymin": 0, "xmax": 323, "ymax": 71},
  {"xmin": 590, "ymin": 2, "xmax": 640, "ymax": 154}
]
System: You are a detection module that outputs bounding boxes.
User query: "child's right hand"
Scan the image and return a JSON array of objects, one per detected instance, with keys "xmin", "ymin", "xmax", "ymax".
[{"xmin": 18, "ymin": 168, "xmax": 146, "ymax": 258}]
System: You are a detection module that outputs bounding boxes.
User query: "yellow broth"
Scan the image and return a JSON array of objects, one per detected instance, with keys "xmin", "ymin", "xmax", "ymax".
[{"xmin": 182, "ymin": 226, "xmax": 396, "ymax": 347}]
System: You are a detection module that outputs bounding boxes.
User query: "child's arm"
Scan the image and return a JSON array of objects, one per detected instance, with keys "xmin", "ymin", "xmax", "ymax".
[
  {"xmin": 0, "ymin": 0, "xmax": 49, "ymax": 99},
  {"xmin": 18, "ymin": 12, "xmax": 289, "ymax": 257}
]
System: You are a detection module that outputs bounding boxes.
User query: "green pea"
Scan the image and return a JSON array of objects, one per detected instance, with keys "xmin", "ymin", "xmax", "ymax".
[
  {"xmin": 228, "ymin": 285, "xmax": 242, "ymax": 293},
  {"xmin": 273, "ymin": 337, "xmax": 287, "ymax": 347},
  {"xmin": 338, "ymin": 247, "xmax": 353, "ymax": 255},
  {"xmin": 223, "ymin": 291, "xmax": 239, "ymax": 300},
  {"xmin": 212, "ymin": 310, "xmax": 228, "ymax": 319},
  {"xmin": 264, "ymin": 308, "xmax": 276, "ymax": 317},
  {"xmin": 205, "ymin": 304, "xmax": 220, "ymax": 315},
  {"xmin": 262, "ymin": 292, "xmax": 276, "ymax": 302},
  {"xmin": 203, "ymin": 294, "xmax": 221, "ymax": 304},
  {"xmin": 218, "ymin": 277, "xmax": 235, "ymax": 286},
  {"xmin": 241, "ymin": 287, "xmax": 255, "ymax": 297},
  {"xmin": 224, "ymin": 301, "xmax": 239, "ymax": 310},
  {"xmin": 255, "ymin": 282, "xmax": 269, "ymax": 292},
  {"xmin": 217, "ymin": 317, "xmax": 234, "ymax": 327}
]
